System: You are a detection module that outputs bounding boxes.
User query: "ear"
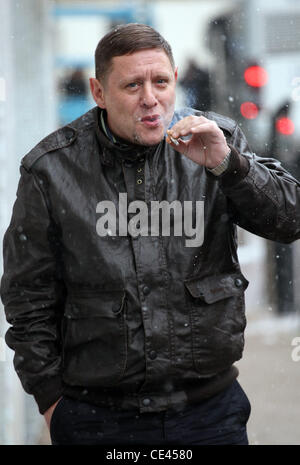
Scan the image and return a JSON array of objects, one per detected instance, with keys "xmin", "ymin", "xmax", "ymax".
[
  {"xmin": 174, "ymin": 67, "xmax": 178, "ymax": 83},
  {"xmin": 89, "ymin": 78, "xmax": 106, "ymax": 109}
]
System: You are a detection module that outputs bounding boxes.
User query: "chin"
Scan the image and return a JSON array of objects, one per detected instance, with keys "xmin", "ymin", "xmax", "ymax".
[
  {"xmin": 134, "ymin": 131, "xmax": 164, "ymax": 147},
  {"xmin": 143, "ymin": 138, "xmax": 163, "ymax": 147}
]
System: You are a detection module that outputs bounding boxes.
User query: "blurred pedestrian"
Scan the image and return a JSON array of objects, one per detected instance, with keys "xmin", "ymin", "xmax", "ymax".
[
  {"xmin": 60, "ymin": 68, "xmax": 88, "ymax": 97},
  {"xmin": 58, "ymin": 67, "xmax": 90, "ymax": 125},
  {"xmin": 179, "ymin": 58, "xmax": 212, "ymax": 110}
]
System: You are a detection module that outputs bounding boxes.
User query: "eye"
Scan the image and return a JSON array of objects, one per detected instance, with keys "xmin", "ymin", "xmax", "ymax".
[
  {"xmin": 126, "ymin": 82, "xmax": 140, "ymax": 90},
  {"xmin": 156, "ymin": 78, "xmax": 168, "ymax": 87}
]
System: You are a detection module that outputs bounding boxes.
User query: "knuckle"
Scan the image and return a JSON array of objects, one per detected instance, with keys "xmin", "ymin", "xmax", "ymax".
[{"xmin": 197, "ymin": 116, "xmax": 207, "ymax": 124}]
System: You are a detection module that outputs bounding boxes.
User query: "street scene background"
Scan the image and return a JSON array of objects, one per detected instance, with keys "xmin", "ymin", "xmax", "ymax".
[{"xmin": 0, "ymin": 0, "xmax": 300, "ymax": 445}]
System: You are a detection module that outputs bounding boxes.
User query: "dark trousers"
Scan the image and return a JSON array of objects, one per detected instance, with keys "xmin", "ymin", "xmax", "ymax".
[{"xmin": 50, "ymin": 380, "xmax": 251, "ymax": 445}]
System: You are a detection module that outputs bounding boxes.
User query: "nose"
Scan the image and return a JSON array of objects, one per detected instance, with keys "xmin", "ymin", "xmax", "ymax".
[{"xmin": 141, "ymin": 83, "xmax": 158, "ymax": 108}]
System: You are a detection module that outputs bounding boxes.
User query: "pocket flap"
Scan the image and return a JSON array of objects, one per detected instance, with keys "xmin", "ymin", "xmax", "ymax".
[
  {"xmin": 65, "ymin": 289, "xmax": 126, "ymax": 318},
  {"xmin": 184, "ymin": 273, "xmax": 249, "ymax": 304}
]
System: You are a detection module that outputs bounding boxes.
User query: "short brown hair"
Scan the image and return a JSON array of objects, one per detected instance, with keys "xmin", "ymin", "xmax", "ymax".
[{"xmin": 95, "ymin": 23, "xmax": 175, "ymax": 81}]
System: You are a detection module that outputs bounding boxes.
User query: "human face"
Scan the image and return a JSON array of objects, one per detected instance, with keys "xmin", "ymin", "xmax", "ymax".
[{"xmin": 90, "ymin": 49, "xmax": 178, "ymax": 146}]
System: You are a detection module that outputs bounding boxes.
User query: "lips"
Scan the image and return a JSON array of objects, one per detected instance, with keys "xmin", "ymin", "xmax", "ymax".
[{"xmin": 141, "ymin": 115, "xmax": 161, "ymax": 128}]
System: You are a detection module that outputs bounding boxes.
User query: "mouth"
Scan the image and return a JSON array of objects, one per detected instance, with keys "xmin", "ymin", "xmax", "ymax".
[{"xmin": 140, "ymin": 114, "xmax": 161, "ymax": 128}]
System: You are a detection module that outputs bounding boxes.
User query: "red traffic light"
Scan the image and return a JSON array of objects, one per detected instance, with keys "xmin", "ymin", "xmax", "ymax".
[
  {"xmin": 275, "ymin": 117, "xmax": 295, "ymax": 135},
  {"xmin": 240, "ymin": 101, "xmax": 259, "ymax": 119},
  {"xmin": 244, "ymin": 65, "xmax": 268, "ymax": 87}
]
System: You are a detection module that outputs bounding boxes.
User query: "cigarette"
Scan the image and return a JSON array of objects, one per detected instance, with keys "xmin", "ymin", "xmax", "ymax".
[
  {"xmin": 170, "ymin": 135, "xmax": 180, "ymax": 146},
  {"xmin": 167, "ymin": 131, "xmax": 180, "ymax": 146}
]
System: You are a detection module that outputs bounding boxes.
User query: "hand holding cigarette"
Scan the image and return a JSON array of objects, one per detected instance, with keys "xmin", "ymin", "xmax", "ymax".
[
  {"xmin": 166, "ymin": 115, "xmax": 230, "ymax": 169},
  {"xmin": 166, "ymin": 130, "xmax": 180, "ymax": 146}
]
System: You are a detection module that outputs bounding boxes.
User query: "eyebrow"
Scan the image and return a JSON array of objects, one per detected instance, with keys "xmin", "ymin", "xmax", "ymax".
[{"xmin": 119, "ymin": 72, "xmax": 172, "ymax": 86}]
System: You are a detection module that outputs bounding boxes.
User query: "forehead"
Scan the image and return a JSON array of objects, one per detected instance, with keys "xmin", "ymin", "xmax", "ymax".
[{"xmin": 109, "ymin": 49, "xmax": 174, "ymax": 79}]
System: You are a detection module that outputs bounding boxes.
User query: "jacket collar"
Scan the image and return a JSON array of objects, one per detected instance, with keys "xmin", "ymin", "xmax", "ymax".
[{"xmin": 94, "ymin": 107, "xmax": 160, "ymax": 166}]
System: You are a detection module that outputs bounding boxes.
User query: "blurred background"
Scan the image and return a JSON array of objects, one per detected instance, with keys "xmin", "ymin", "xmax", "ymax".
[{"xmin": 0, "ymin": 0, "xmax": 300, "ymax": 445}]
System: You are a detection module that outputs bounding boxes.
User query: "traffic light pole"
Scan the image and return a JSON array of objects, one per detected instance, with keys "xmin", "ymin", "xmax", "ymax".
[{"xmin": 267, "ymin": 102, "xmax": 295, "ymax": 314}]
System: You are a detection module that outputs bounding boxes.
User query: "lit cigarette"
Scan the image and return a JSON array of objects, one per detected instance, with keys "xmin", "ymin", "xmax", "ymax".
[
  {"xmin": 170, "ymin": 135, "xmax": 179, "ymax": 146},
  {"xmin": 167, "ymin": 131, "xmax": 180, "ymax": 146}
]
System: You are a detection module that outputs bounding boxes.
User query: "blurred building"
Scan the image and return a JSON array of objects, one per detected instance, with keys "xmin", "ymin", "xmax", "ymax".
[
  {"xmin": 0, "ymin": 0, "xmax": 57, "ymax": 445},
  {"xmin": 207, "ymin": 0, "xmax": 300, "ymax": 315}
]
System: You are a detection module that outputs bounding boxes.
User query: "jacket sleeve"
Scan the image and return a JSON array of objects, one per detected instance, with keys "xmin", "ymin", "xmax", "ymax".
[
  {"xmin": 0, "ymin": 165, "xmax": 66, "ymax": 414},
  {"xmin": 216, "ymin": 124, "xmax": 300, "ymax": 243}
]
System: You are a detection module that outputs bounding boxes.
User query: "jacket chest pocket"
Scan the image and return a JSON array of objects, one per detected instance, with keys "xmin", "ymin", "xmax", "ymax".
[
  {"xmin": 62, "ymin": 289, "xmax": 127, "ymax": 387},
  {"xmin": 184, "ymin": 272, "xmax": 249, "ymax": 376}
]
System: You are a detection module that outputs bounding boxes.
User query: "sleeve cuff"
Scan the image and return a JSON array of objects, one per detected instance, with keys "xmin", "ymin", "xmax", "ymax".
[
  {"xmin": 206, "ymin": 145, "xmax": 250, "ymax": 186},
  {"xmin": 32, "ymin": 376, "xmax": 64, "ymax": 414}
]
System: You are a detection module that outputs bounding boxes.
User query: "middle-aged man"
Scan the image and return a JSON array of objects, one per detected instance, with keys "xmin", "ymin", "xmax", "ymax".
[{"xmin": 1, "ymin": 23, "xmax": 300, "ymax": 446}]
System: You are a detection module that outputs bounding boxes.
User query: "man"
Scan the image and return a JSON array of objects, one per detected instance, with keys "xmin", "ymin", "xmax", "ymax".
[{"xmin": 1, "ymin": 23, "xmax": 300, "ymax": 446}]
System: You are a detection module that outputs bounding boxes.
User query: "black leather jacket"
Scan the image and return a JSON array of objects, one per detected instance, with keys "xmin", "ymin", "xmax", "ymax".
[{"xmin": 1, "ymin": 106, "xmax": 300, "ymax": 414}]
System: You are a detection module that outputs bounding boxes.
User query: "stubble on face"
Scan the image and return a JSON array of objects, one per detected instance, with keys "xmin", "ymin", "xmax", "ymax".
[
  {"xmin": 98, "ymin": 49, "xmax": 177, "ymax": 146},
  {"xmin": 132, "ymin": 109, "xmax": 176, "ymax": 146}
]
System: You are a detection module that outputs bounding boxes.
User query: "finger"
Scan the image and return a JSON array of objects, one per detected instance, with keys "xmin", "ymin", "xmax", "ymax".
[
  {"xmin": 170, "ymin": 124, "xmax": 212, "ymax": 140},
  {"xmin": 169, "ymin": 124, "xmax": 194, "ymax": 139},
  {"xmin": 166, "ymin": 129, "xmax": 183, "ymax": 146},
  {"xmin": 166, "ymin": 134, "xmax": 179, "ymax": 146},
  {"xmin": 180, "ymin": 137, "xmax": 206, "ymax": 152},
  {"xmin": 169, "ymin": 115, "xmax": 209, "ymax": 136},
  {"xmin": 166, "ymin": 135, "xmax": 184, "ymax": 148},
  {"xmin": 191, "ymin": 121, "xmax": 218, "ymax": 135}
]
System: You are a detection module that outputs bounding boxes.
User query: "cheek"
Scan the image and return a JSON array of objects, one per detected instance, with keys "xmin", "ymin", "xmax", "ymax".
[
  {"xmin": 163, "ymin": 94, "xmax": 176, "ymax": 116},
  {"xmin": 161, "ymin": 89, "xmax": 176, "ymax": 106},
  {"xmin": 112, "ymin": 97, "xmax": 136, "ymax": 115}
]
